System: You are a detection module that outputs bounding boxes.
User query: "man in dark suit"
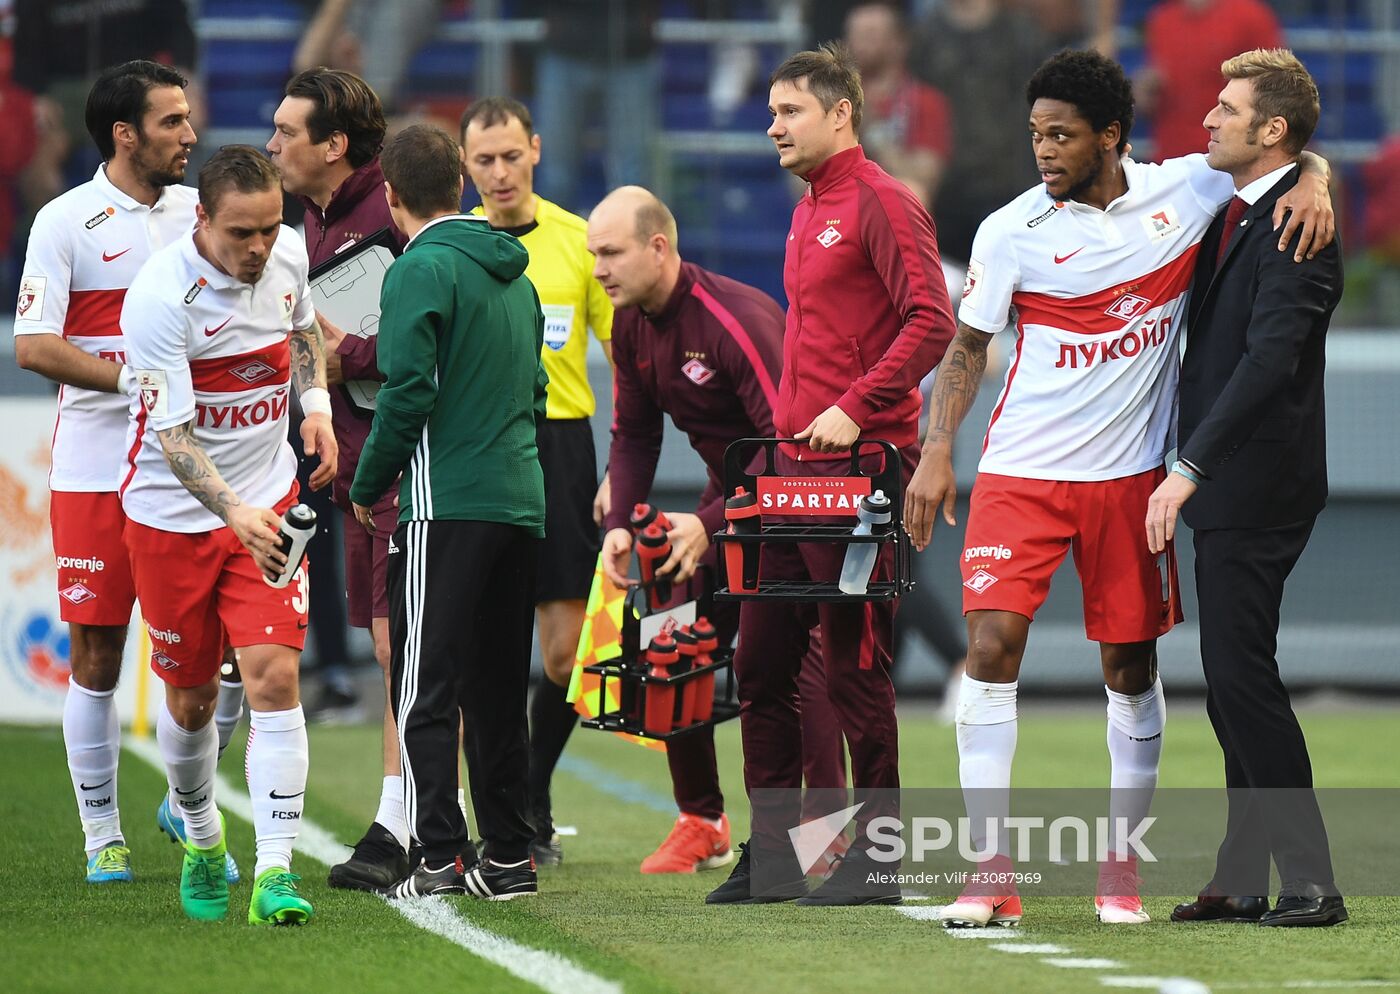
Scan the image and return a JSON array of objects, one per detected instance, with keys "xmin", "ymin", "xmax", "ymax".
[{"xmin": 1145, "ymin": 49, "xmax": 1347, "ymax": 928}]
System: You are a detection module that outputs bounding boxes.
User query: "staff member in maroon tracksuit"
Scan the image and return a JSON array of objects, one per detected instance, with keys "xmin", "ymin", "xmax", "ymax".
[
  {"xmin": 266, "ymin": 67, "xmax": 412, "ymax": 892},
  {"xmin": 589, "ymin": 185, "xmax": 848, "ymax": 878},
  {"xmin": 706, "ymin": 42, "xmax": 956, "ymax": 908}
]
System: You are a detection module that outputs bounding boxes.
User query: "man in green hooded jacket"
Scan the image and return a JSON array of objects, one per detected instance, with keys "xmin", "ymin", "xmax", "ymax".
[{"xmin": 350, "ymin": 123, "xmax": 547, "ymax": 901}]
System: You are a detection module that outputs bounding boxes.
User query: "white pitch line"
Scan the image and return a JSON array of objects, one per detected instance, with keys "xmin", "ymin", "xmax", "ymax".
[
  {"xmin": 990, "ymin": 943, "xmax": 1070, "ymax": 954},
  {"xmin": 1097, "ymin": 979, "xmax": 1176, "ymax": 990},
  {"xmin": 1041, "ymin": 958, "xmax": 1126, "ymax": 970},
  {"xmin": 125, "ymin": 737, "xmax": 621, "ymax": 994}
]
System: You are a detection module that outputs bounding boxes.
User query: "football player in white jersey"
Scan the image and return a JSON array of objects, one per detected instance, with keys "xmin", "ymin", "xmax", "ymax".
[
  {"xmin": 902, "ymin": 49, "xmax": 1334, "ymax": 928},
  {"xmin": 119, "ymin": 145, "xmax": 337, "ymax": 924},
  {"xmin": 13, "ymin": 60, "xmax": 240, "ymax": 887}
]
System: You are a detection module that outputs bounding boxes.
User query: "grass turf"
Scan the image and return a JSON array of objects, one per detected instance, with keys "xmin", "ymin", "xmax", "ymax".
[{"xmin": 2, "ymin": 706, "xmax": 1398, "ymax": 994}]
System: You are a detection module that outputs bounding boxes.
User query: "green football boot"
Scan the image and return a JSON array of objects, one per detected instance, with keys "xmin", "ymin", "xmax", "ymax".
[
  {"xmin": 249, "ymin": 867, "xmax": 313, "ymax": 926},
  {"xmin": 180, "ymin": 834, "xmax": 230, "ymax": 922}
]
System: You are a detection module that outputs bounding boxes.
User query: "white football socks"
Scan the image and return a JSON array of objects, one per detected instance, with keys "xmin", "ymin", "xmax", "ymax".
[
  {"xmin": 246, "ymin": 706, "xmax": 308, "ymax": 878},
  {"xmin": 1105, "ymin": 678, "xmax": 1166, "ymax": 859},
  {"xmin": 214, "ymin": 679, "xmax": 245, "ymax": 760},
  {"xmin": 955, "ymin": 675, "xmax": 1019, "ymax": 858},
  {"xmin": 376, "ymin": 775, "xmax": 410, "ymax": 852},
  {"xmin": 63, "ymin": 678, "xmax": 123, "ymax": 855},
  {"xmin": 157, "ymin": 701, "xmax": 221, "ymax": 848}
]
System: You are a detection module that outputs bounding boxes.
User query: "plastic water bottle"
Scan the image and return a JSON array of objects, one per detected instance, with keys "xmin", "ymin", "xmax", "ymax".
[
  {"xmin": 837, "ymin": 490, "xmax": 892, "ymax": 595},
  {"xmin": 264, "ymin": 504, "xmax": 317, "ymax": 588}
]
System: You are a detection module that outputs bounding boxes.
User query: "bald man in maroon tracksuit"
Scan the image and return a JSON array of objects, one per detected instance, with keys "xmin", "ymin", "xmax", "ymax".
[{"xmin": 591, "ymin": 187, "xmax": 847, "ymax": 879}]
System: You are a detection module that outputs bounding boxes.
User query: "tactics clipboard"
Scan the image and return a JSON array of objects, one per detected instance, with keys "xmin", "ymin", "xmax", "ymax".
[{"xmin": 308, "ymin": 227, "xmax": 400, "ymax": 413}]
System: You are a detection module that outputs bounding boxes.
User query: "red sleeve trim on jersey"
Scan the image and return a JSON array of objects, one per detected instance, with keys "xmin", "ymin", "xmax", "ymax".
[
  {"xmin": 63, "ymin": 288, "xmax": 127, "ymax": 339},
  {"xmin": 691, "ymin": 283, "xmax": 780, "ymax": 412},
  {"xmin": 189, "ymin": 341, "xmax": 292, "ymax": 394},
  {"xmin": 119, "ymin": 403, "xmax": 147, "ymax": 500},
  {"xmin": 1011, "ymin": 245, "xmax": 1200, "ymax": 336}
]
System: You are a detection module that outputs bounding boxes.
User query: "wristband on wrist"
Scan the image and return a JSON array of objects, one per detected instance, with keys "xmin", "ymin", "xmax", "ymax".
[
  {"xmin": 117, "ymin": 365, "xmax": 135, "ymax": 396},
  {"xmin": 300, "ymin": 387, "xmax": 332, "ymax": 418},
  {"xmin": 1171, "ymin": 459, "xmax": 1202, "ymax": 486}
]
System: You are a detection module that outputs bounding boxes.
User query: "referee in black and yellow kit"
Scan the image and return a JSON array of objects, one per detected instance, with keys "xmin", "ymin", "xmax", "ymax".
[{"xmin": 351, "ymin": 124, "xmax": 547, "ymax": 900}]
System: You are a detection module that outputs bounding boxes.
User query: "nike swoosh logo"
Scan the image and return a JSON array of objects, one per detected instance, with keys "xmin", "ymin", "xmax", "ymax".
[
  {"xmin": 1054, "ymin": 247, "xmax": 1085, "ymax": 264},
  {"xmin": 80, "ymin": 778, "xmax": 113, "ymax": 790},
  {"xmin": 269, "ymin": 789, "xmax": 305, "ymax": 800},
  {"xmin": 296, "ymin": 620, "xmax": 309, "ymax": 630},
  {"xmin": 204, "ymin": 316, "xmax": 233, "ymax": 337},
  {"xmin": 101, "ymin": 248, "xmax": 131, "ymax": 262},
  {"xmin": 174, "ymin": 781, "xmax": 208, "ymax": 796}
]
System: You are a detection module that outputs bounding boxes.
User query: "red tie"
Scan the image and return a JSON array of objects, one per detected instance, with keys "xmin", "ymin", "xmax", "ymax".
[{"xmin": 1215, "ymin": 196, "xmax": 1248, "ymax": 269}]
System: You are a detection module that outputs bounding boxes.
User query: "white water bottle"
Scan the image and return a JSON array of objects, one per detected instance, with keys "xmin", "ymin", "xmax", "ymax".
[
  {"xmin": 838, "ymin": 490, "xmax": 892, "ymax": 595},
  {"xmin": 265, "ymin": 504, "xmax": 317, "ymax": 588}
]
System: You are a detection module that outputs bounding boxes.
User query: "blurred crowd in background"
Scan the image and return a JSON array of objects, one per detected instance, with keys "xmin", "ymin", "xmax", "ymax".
[{"xmin": 1, "ymin": 0, "xmax": 1396, "ymax": 324}]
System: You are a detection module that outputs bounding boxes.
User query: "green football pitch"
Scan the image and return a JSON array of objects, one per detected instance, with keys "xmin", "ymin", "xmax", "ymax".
[{"xmin": 4, "ymin": 705, "xmax": 1398, "ymax": 994}]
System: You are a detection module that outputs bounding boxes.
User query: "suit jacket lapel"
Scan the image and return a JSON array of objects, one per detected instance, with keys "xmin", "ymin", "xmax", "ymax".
[{"xmin": 1189, "ymin": 165, "xmax": 1302, "ymax": 326}]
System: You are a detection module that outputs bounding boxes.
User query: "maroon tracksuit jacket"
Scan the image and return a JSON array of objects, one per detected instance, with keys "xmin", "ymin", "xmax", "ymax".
[
  {"xmin": 605, "ymin": 261, "xmax": 846, "ymax": 819},
  {"xmin": 298, "ymin": 158, "xmax": 407, "ymax": 511}
]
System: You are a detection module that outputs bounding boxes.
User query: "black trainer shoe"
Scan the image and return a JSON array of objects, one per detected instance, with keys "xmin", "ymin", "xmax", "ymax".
[
  {"xmin": 383, "ymin": 856, "xmax": 467, "ymax": 899},
  {"xmin": 705, "ymin": 840, "xmax": 808, "ymax": 905},
  {"xmin": 530, "ymin": 833, "xmax": 563, "ymax": 867},
  {"xmin": 796, "ymin": 848, "xmax": 902, "ymax": 906},
  {"xmin": 328, "ymin": 822, "xmax": 411, "ymax": 891},
  {"xmin": 464, "ymin": 856, "xmax": 538, "ymax": 900}
]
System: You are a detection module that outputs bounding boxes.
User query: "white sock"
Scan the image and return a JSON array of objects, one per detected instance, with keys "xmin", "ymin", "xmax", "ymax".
[
  {"xmin": 246, "ymin": 706, "xmax": 308, "ymax": 878},
  {"xmin": 955, "ymin": 676, "xmax": 1018, "ymax": 857},
  {"xmin": 1105, "ymin": 678, "xmax": 1165, "ymax": 859},
  {"xmin": 157, "ymin": 702, "xmax": 220, "ymax": 848},
  {"xmin": 375, "ymin": 775, "xmax": 409, "ymax": 852},
  {"xmin": 214, "ymin": 679, "xmax": 245, "ymax": 760},
  {"xmin": 63, "ymin": 678, "xmax": 123, "ymax": 855}
]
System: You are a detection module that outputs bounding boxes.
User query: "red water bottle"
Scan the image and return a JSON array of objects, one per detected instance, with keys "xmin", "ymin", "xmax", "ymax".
[
  {"xmin": 674, "ymin": 626, "xmax": 699, "ymax": 727},
  {"xmin": 723, "ymin": 486, "xmax": 762, "ymax": 593},
  {"xmin": 691, "ymin": 617, "xmax": 719, "ymax": 722},
  {"xmin": 629, "ymin": 502, "xmax": 672, "ymax": 534},
  {"xmin": 635, "ymin": 523, "xmax": 672, "ymax": 609},
  {"xmin": 643, "ymin": 633, "xmax": 679, "ymax": 735}
]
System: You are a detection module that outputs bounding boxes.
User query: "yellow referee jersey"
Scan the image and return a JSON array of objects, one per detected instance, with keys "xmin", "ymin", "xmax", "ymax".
[{"xmin": 474, "ymin": 197, "xmax": 613, "ymax": 420}]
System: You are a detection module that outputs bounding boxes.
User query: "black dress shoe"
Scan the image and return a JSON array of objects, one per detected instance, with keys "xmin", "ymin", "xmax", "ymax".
[
  {"xmin": 1260, "ymin": 893, "xmax": 1348, "ymax": 927},
  {"xmin": 705, "ymin": 840, "xmax": 807, "ymax": 905},
  {"xmin": 1170, "ymin": 892, "xmax": 1269, "ymax": 923}
]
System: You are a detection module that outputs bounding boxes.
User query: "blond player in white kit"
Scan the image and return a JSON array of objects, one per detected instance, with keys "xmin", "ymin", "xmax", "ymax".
[
  {"xmin": 903, "ymin": 49, "xmax": 1334, "ymax": 929},
  {"xmin": 14, "ymin": 60, "xmax": 239, "ymax": 887},
  {"xmin": 119, "ymin": 145, "xmax": 337, "ymax": 925}
]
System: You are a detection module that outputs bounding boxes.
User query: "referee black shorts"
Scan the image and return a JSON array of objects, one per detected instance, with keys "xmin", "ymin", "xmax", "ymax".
[{"xmin": 535, "ymin": 417, "xmax": 602, "ymax": 604}]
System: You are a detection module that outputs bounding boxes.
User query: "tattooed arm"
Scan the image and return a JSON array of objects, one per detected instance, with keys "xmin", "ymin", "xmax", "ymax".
[
  {"xmin": 289, "ymin": 315, "xmax": 329, "ymax": 395},
  {"xmin": 156, "ymin": 421, "xmax": 287, "ymax": 577},
  {"xmin": 904, "ymin": 322, "xmax": 994, "ymax": 551},
  {"xmin": 290, "ymin": 315, "xmax": 338, "ymax": 491}
]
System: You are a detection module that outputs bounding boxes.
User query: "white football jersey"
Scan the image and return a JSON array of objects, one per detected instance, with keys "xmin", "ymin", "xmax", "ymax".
[
  {"xmin": 119, "ymin": 226, "xmax": 314, "ymax": 533},
  {"xmin": 14, "ymin": 167, "xmax": 198, "ymax": 491},
  {"xmin": 960, "ymin": 155, "xmax": 1234, "ymax": 481}
]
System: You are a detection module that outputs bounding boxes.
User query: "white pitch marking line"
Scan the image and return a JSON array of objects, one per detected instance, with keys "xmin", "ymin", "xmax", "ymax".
[
  {"xmin": 126, "ymin": 737, "xmax": 620, "ymax": 994},
  {"xmin": 1096, "ymin": 979, "xmax": 1176, "ymax": 990},
  {"xmin": 990, "ymin": 943, "xmax": 1070, "ymax": 954},
  {"xmin": 1041, "ymin": 958, "xmax": 1126, "ymax": 970}
]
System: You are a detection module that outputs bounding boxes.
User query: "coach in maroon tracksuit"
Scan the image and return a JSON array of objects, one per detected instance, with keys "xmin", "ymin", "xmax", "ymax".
[
  {"xmin": 267, "ymin": 68, "xmax": 412, "ymax": 890},
  {"xmin": 708, "ymin": 44, "xmax": 955, "ymax": 907},
  {"xmin": 590, "ymin": 185, "xmax": 848, "ymax": 876}
]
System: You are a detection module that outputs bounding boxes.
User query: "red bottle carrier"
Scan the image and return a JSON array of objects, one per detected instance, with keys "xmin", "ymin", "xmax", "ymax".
[
  {"xmin": 580, "ymin": 570, "xmax": 738, "ymax": 742},
  {"xmin": 712, "ymin": 438, "xmax": 914, "ymax": 602}
]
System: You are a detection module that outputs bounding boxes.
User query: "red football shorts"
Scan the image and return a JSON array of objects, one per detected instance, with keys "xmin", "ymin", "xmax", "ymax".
[
  {"xmin": 123, "ymin": 491, "xmax": 309, "ymax": 688},
  {"xmin": 959, "ymin": 467, "xmax": 1183, "ymax": 643},
  {"xmin": 50, "ymin": 491, "xmax": 138, "ymax": 626}
]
